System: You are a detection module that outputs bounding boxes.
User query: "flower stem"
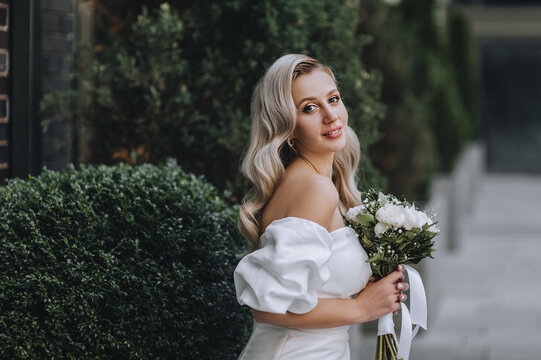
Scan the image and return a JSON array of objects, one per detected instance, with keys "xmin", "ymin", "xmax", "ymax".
[{"xmin": 384, "ymin": 334, "xmax": 397, "ymax": 360}]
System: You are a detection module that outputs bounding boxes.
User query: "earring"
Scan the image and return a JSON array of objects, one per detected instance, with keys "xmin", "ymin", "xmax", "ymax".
[{"xmin": 287, "ymin": 138, "xmax": 297, "ymax": 154}]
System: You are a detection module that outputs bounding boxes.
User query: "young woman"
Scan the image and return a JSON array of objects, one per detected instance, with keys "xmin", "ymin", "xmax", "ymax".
[{"xmin": 234, "ymin": 54, "xmax": 408, "ymax": 359}]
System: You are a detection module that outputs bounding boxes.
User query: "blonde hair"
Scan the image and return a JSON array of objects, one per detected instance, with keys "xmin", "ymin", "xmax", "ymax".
[{"xmin": 239, "ymin": 54, "xmax": 362, "ymax": 250}]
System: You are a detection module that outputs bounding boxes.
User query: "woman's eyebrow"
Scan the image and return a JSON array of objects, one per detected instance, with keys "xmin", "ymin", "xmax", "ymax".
[{"xmin": 296, "ymin": 88, "xmax": 339, "ymax": 107}]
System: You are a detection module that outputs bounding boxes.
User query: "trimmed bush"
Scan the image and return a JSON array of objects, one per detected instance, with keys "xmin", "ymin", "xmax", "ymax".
[{"xmin": 0, "ymin": 161, "xmax": 251, "ymax": 359}]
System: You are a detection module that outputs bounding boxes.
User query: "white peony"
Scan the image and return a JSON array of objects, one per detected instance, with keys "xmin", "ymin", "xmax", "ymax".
[
  {"xmin": 374, "ymin": 222, "xmax": 390, "ymax": 238},
  {"xmin": 375, "ymin": 203, "xmax": 406, "ymax": 228}
]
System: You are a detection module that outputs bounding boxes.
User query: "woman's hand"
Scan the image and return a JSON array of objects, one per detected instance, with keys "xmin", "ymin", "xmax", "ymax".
[
  {"xmin": 354, "ymin": 265, "xmax": 409, "ymax": 323},
  {"xmin": 251, "ymin": 265, "xmax": 409, "ymax": 329}
]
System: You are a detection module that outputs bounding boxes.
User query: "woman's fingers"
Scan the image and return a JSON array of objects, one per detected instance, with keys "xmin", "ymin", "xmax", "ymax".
[
  {"xmin": 387, "ymin": 270, "xmax": 404, "ymax": 284},
  {"xmin": 396, "ymin": 282, "xmax": 409, "ymax": 291},
  {"xmin": 392, "ymin": 293, "xmax": 407, "ymax": 315}
]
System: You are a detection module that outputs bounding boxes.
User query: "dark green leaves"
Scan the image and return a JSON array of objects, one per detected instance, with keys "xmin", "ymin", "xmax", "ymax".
[{"xmin": 0, "ymin": 161, "xmax": 251, "ymax": 359}]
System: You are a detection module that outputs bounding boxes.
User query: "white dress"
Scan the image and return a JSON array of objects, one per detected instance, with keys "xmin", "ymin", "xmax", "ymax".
[{"xmin": 234, "ymin": 217, "xmax": 372, "ymax": 360}]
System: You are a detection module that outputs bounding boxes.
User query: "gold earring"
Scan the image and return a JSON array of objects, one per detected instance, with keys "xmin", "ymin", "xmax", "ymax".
[{"xmin": 287, "ymin": 138, "xmax": 297, "ymax": 153}]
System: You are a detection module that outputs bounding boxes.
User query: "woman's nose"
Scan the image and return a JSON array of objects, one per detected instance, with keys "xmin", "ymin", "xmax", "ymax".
[{"xmin": 322, "ymin": 104, "xmax": 338, "ymax": 123}]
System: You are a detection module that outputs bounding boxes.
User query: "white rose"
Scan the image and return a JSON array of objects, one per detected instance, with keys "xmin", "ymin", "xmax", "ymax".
[
  {"xmin": 417, "ymin": 211, "xmax": 432, "ymax": 227},
  {"xmin": 374, "ymin": 222, "xmax": 390, "ymax": 238},
  {"xmin": 375, "ymin": 203, "xmax": 406, "ymax": 228},
  {"xmin": 413, "ymin": 209, "xmax": 431, "ymax": 228},
  {"xmin": 346, "ymin": 205, "xmax": 367, "ymax": 220},
  {"xmin": 403, "ymin": 206, "xmax": 432, "ymax": 229},
  {"xmin": 402, "ymin": 207, "xmax": 417, "ymax": 230}
]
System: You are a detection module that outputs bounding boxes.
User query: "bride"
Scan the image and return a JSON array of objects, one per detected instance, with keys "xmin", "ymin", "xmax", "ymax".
[{"xmin": 234, "ymin": 54, "xmax": 408, "ymax": 359}]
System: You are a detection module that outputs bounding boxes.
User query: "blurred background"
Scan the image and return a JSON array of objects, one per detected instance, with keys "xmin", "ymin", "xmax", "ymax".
[{"xmin": 0, "ymin": 0, "xmax": 540, "ymax": 359}]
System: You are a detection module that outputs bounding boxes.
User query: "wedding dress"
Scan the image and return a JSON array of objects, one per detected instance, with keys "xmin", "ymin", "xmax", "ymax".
[{"xmin": 234, "ymin": 217, "xmax": 372, "ymax": 360}]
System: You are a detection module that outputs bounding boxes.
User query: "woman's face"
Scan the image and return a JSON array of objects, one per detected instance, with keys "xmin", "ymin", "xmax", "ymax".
[{"xmin": 291, "ymin": 69, "xmax": 348, "ymax": 157}]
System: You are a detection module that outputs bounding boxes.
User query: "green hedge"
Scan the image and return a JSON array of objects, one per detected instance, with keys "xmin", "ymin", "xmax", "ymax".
[
  {"xmin": 41, "ymin": 0, "xmax": 386, "ymax": 199},
  {"xmin": 0, "ymin": 161, "xmax": 251, "ymax": 359}
]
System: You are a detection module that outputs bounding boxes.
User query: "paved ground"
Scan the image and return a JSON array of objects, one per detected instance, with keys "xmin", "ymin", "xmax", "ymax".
[{"xmin": 353, "ymin": 173, "xmax": 541, "ymax": 360}]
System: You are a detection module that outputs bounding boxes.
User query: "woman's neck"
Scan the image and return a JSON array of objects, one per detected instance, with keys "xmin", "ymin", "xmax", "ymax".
[{"xmin": 298, "ymin": 152, "xmax": 334, "ymax": 178}]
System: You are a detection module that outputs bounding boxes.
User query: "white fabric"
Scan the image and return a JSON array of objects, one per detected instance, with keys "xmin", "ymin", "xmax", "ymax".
[{"xmin": 234, "ymin": 217, "xmax": 372, "ymax": 360}]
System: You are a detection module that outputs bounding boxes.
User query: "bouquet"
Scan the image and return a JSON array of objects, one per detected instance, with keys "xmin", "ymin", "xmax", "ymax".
[{"xmin": 344, "ymin": 189, "xmax": 438, "ymax": 360}]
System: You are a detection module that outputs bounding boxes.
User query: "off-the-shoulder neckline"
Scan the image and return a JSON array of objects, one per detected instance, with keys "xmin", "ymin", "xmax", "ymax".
[{"xmin": 263, "ymin": 216, "xmax": 350, "ymax": 236}]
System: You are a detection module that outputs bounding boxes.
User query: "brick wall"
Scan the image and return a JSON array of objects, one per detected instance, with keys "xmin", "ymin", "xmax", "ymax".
[
  {"xmin": 0, "ymin": 0, "xmax": 8, "ymax": 183},
  {"xmin": 41, "ymin": 0, "xmax": 73, "ymax": 171}
]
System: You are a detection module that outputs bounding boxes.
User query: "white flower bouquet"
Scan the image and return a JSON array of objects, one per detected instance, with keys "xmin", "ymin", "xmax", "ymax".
[{"xmin": 344, "ymin": 189, "xmax": 438, "ymax": 360}]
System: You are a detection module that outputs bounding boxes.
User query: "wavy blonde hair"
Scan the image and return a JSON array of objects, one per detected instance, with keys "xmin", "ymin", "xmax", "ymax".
[{"xmin": 239, "ymin": 54, "xmax": 363, "ymax": 250}]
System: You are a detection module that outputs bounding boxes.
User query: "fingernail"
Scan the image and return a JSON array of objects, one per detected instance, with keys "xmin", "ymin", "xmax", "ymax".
[
  {"xmin": 397, "ymin": 283, "xmax": 403, "ymax": 290},
  {"xmin": 397, "ymin": 264, "xmax": 404, "ymax": 271}
]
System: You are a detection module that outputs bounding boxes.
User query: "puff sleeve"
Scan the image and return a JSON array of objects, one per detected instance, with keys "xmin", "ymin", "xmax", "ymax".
[{"xmin": 233, "ymin": 218, "xmax": 333, "ymax": 314}]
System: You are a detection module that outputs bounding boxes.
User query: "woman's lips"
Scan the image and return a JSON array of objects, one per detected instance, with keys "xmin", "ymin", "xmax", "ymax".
[{"xmin": 323, "ymin": 127, "xmax": 343, "ymax": 138}]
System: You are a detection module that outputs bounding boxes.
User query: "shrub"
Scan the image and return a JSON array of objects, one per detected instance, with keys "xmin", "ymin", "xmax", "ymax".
[
  {"xmin": 41, "ymin": 0, "xmax": 386, "ymax": 199},
  {"xmin": 359, "ymin": 0, "xmax": 478, "ymax": 200},
  {"xmin": 0, "ymin": 161, "xmax": 251, "ymax": 359}
]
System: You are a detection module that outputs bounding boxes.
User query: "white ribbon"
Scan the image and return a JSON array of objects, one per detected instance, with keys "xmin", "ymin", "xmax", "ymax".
[{"xmin": 376, "ymin": 265, "xmax": 427, "ymax": 360}]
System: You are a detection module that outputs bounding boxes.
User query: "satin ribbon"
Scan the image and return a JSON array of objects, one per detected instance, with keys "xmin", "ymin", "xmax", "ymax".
[{"xmin": 376, "ymin": 265, "xmax": 427, "ymax": 360}]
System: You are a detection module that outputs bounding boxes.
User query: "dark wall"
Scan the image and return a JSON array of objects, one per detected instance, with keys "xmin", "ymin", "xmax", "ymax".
[
  {"xmin": 0, "ymin": 0, "xmax": 8, "ymax": 183},
  {"xmin": 41, "ymin": 0, "xmax": 73, "ymax": 171},
  {"xmin": 481, "ymin": 39, "xmax": 541, "ymax": 173},
  {"xmin": 4, "ymin": 0, "xmax": 73, "ymax": 183}
]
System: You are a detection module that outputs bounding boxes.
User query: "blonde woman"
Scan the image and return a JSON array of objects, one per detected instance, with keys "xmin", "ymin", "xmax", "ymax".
[{"xmin": 234, "ymin": 54, "xmax": 408, "ymax": 359}]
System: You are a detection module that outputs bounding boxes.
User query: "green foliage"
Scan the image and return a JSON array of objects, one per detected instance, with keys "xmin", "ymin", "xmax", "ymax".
[
  {"xmin": 0, "ymin": 161, "xmax": 251, "ymax": 359},
  {"xmin": 41, "ymin": 0, "xmax": 386, "ymax": 199},
  {"xmin": 360, "ymin": 0, "xmax": 479, "ymax": 200}
]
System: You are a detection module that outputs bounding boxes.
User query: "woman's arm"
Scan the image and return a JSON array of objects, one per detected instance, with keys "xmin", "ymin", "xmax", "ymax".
[
  {"xmin": 252, "ymin": 269, "xmax": 406, "ymax": 329},
  {"xmin": 255, "ymin": 173, "xmax": 407, "ymax": 329}
]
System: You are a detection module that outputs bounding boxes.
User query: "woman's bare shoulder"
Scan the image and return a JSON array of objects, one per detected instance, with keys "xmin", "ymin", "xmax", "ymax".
[
  {"xmin": 280, "ymin": 165, "xmax": 339, "ymax": 229},
  {"xmin": 261, "ymin": 162, "xmax": 339, "ymax": 231}
]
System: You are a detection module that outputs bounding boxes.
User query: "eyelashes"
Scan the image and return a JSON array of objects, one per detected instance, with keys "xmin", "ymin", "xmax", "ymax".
[
  {"xmin": 329, "ymin": 95, "xmax": 340, "ymax": 104},
  {"xmin": 302, "ymin": 104, "xmax": 317, "ymax": 113},
  {"xmin": 300, "ymin": 95, "xmax": 341, "ymax": 114}
]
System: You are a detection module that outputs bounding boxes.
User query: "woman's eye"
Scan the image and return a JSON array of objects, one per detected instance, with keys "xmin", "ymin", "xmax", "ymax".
[
  {"xmin": 329, "ymin": 95, "xmax": 340, "ymax": 104},
  {"xmin": 302, "ymin": 104, "xmax": 317, "ymax": 113}
]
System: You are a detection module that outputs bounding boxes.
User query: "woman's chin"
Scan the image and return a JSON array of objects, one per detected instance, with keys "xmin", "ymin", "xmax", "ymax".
[{"xmin": 328, "ymin": 138, "xmax": 347, "ymax": 153}]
